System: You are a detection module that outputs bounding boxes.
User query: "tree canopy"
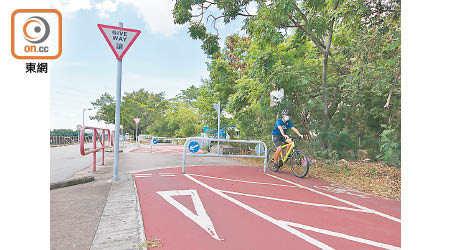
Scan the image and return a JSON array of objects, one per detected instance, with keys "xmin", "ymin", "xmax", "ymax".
[{"xmin": 89, "ymin": 0, "xmax": 401, "ymax": 166}]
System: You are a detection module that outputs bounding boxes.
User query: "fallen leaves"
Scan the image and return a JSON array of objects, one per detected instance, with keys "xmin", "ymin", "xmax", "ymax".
[{"xmin": 232, "ymin": 157, "xmax": 401, "ymax": 200}]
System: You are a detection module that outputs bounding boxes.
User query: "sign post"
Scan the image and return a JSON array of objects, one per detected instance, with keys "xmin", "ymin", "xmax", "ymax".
[
  {"xmin": 98, "ymin": 22, "xmax": 141, "ymax": 181},
  {"xmin": 133, "ymin": 118, "xmax": 141, "ymax": 144},
  {"xmin": 213, "ymin": 103, "xmax": 221, "ymax": 154}
]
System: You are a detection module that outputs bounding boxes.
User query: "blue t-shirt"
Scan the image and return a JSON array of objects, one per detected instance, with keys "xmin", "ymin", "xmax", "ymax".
[{"xmin": 272, "ymin": 118, "xmax": 294, "ymax": 135}]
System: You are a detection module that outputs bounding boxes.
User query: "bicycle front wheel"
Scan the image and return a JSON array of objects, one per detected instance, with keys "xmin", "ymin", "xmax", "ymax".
[
  {"xmin": 267, "ymin": 148, "xmax": 280, "ymax": 172},
  {"xmin": 290, "ymin": 150, "xmax": 310, "ymax": 178}
]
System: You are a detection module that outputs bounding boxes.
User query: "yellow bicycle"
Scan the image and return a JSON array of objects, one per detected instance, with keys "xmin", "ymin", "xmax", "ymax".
[{"xmin": 267, "ymin": 136, "xmax": 310, "ymax": 178}]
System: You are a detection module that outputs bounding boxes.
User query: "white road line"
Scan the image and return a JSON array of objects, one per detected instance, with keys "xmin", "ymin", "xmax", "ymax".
[
  {"xmin": 282, "ymin": 220, "xmax": 400, "ymax": 250},
  {"xmin": 184, "ymin": 174, "xmax": 334, "ymax": 250},
  {"xmin": 156, "ymin": 189, "xmax": 222, "ymax": 241},
  {"xmin": 266, "ymin": 174, "xmax": 401, "ymax": 223},
  {"xmin": 188, "ymin": 174, "xmax": 297, "ymax": 188},
  {"xmin": 219, "ymin": 190, "xmax": 368, "ymax": 213},
  {"xmin": 134, "ymin": 176, "xmax": 152, "ymax": 178},
  {"xmin": 159, "ymin": 173, "xmax": 176, "ymax": 177}
]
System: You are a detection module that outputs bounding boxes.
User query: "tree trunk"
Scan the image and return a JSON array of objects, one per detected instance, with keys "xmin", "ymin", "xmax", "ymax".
[
  {"xmin": 322, "ymin": 52, "xmax": 330, "ymax": 127},
  {"xmin": 320, "ymin": 0, "xmax": 339, "ymax": 150}
]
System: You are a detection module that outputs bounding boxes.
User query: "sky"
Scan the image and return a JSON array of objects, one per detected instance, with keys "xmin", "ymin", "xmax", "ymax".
[{"xmin": 49, "ymin": 0, "xmax": 250, "ymax": 130}]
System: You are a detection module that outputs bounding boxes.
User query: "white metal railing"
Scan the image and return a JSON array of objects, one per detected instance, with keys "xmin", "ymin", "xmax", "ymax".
[
  {"xmin": 181, "ymin": 137, "xmax": 268, "ymax": 174},
  {"xmin": 137, "ymin": 134, "xmax": 153, "ymax": 147}
]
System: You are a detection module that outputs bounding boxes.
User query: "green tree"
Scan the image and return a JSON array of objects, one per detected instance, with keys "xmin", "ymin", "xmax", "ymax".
[
  {"xmin": 90, "ymin": 93, "xmax": 115, "ymax": 124},
  {"xmin": 174, "ymin": 85, "xmax": 200, "ymax": 105},
  {"xmin": 173, "ymin": 0, "xmax": 401, "ymax": 163},
  {"xmin": 50, "ymin": 129, "xmax": 78, "ymax": 136},
  {"xmin": 90, "ymin": 89, "xmax": 169, "ymax": 138},
  {"xmin": 173, "ymin": 0, "xmax": 347, "ymax": 133}
]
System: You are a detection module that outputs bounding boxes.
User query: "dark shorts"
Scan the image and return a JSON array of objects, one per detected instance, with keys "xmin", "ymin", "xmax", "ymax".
[{"xmin": 272, "ymin": 135, "xmax": 286, "ymax": 147}]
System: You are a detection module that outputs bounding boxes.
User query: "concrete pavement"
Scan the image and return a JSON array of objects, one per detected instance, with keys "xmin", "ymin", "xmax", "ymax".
[{"xmin": 50, "ymin": 162, "xmax": 114, "ymax": 250}]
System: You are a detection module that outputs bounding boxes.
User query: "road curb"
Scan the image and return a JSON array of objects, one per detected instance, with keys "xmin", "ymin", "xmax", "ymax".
[{"xmin": 50, "ymin": 176, "xmax": 95, "ymax": 190}]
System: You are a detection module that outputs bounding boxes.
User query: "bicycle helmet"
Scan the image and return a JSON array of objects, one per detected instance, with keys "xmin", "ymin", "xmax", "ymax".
[{"xmin": 281, "ymin": 109, "xmax": 290, "ymax": 116}]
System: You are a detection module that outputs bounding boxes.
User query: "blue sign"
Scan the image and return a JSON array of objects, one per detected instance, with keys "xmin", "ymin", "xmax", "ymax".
[
  {"xmin": 217, "ymin": 128, "xmax": 226, "ymax": 139},
  {"xmin": 152, "ymin": 138, "xmax": 158, "ymax": 144},
  {"xmin": 188, "ymin": 141, "xmax": 200, "ymax": 153}
]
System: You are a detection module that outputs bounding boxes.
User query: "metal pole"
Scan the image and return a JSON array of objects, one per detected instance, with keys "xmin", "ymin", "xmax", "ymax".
[
  {"xmin": 102, "ymin": 129, "xmax": 105, "ymax": 165},
  {"xmin": 264, "ymin": 143, "xmax": 268, "ymax": 173},
  {"xmin": 93, "ymin": 129, "xmax": 97, "ymax": 172},
  {"xmin": 83, "ymin": 109, "xmax": 85, "ymax": 128},
  {"xmin": 182, "ymin": 137, "xmax": 192, "ymax": 174},
  {"xmin": 135, "ymin": 123, "xmax": 138, "ymax": 144},
  {"xmin": 217, "ymin": 102, "xmax": 220, "ymax": 154},
  {"xmin": 113, "ymin": 22, "xmax": 123, "ymax": 181}
]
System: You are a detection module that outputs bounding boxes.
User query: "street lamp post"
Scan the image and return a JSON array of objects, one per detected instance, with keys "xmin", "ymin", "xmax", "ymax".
[{"xmin": 83, "ymin": 108, "xmax": 93, "ymax": 128}]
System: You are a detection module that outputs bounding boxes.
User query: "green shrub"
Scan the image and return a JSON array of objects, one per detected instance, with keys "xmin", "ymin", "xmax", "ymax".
[{"xmin": 377, "ymin": 127, "xmax": 401, "ymax": 167}]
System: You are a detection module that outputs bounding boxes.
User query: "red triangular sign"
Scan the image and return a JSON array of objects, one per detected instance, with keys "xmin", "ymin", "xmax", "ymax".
[
  {"xmin": 133, "ymin": 118, "xmax": 141, "ymax": 124},
  {"xmin": 98, "ymin": 24, "xmax": 141, "ymax": 60}
]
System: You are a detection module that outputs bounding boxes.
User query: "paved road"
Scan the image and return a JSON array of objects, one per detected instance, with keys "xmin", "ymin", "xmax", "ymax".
[
  {"xmin": 50, "ymin": 143, "xmax": 97, "ymax": 183},
  {"xmin": 126, "ymin": 144, "xmax": 401, "ymax": 249},
  {"xmin": 50, "ymin": 142, "xmax": 131, "ymax": 183},
  {"xmin": 52, "ymin": 144, "xmax": 400, "ymax": 249},
  {"xmin": 51, "ymin": 143, "xmax": 246, "ymax": 250},
  {"xmin": 135, "ymin": 166, "xmax": 400, "ymax": 249},
  {"xmin": 90, "ymin": 144, "xmax": 249, "ymax": 250}
]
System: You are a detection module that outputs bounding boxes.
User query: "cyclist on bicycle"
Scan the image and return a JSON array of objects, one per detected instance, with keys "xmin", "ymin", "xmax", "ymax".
[{"xmin": 272, "ymin": 110, "xmax": 303, "ymax": 169}]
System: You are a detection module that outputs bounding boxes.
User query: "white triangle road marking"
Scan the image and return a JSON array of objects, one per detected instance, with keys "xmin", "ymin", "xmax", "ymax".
[{"xmin": 156, "ymin": 189, "xmax": 222, "ymax": 241}]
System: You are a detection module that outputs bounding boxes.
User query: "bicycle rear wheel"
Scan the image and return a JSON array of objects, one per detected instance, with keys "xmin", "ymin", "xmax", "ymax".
[
  {"xmin": 290, "ymin": 150, "xmax": 310, "ymax": 178},
  {"xmin": 267, "ymin": 148, "xmax": 280, "ymax": 172}
]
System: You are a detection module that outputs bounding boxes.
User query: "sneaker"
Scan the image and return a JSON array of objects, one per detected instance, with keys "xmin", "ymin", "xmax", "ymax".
[{"xmin": 278, "ymin": 160, "xmax": 283, "ymax": 168}]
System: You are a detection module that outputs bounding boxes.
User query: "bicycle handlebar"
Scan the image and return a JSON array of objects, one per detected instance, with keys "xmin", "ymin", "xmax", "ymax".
[{"xmin": 286, "ymin": 135, "xmax": 303, "ymax": 140}]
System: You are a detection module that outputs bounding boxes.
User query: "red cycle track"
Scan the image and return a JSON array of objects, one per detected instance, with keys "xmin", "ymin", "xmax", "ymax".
[
  {"xmin": 134, "ymin": 166, "xmax": 400, "ymax": 250},
  {"xmin": 131, "ymin": 145, "xmax": 186, "ymax": 154}
]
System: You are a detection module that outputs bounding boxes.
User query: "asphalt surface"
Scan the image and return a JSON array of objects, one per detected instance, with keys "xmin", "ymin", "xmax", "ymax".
[
  {"xmin": 50, "ymin": 143, "xmax": 248, "ymax": 250},
  {"xmin": 50, "ymin": 143, "xmax": 127, "ymax": 183},
  {"xmin": 134, "ymin": 166, "xmax": 400, "ymax": 249},
  {"xmin": 50, "ymin": 143, "xmax": 402, "ymax": 250},
  {"xmin": 50, "ymin": 143, "xmax": 99, "ymax": 183}
]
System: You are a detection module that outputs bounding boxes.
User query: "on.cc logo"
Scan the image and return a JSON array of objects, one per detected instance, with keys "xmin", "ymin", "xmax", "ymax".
[
  {"xmin": 11, "ymin": 9, "xmax": 62, "ymax": 60},
  {"xmin": 23, "ymin": 16, "xmax": 50, "ymax": 44}
]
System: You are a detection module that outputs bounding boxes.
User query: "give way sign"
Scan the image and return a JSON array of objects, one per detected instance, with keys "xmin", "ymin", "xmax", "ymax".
[
  {"xmin": 133, "ymin": 118, "xmax": 141, "ymax": 125},
  {"xmin": 98, "ymin": 24, "xmax": 141, "ymax": 60}
]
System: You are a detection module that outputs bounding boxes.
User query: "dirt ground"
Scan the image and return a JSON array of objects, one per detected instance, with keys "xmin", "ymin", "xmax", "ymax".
[{"xmin": 233, "ymin": 157, "xmax": 401, "ymax": 200}]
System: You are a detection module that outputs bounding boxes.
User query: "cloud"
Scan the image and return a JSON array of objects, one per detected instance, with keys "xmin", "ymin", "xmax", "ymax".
[
  {"xmin": 50, "ymin": 0, "xmax": 92, "ymax": 13},
  {"xmin": 120, "ymin": 0, "xmax": 181, "ymax": 36},
  {"xmin": 95, "ymin": 0, "xmax": 119, "ymax": 18},
  {"xmin": 52, "ymin": 0, "xmax": 182, "ymax": 36}
]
